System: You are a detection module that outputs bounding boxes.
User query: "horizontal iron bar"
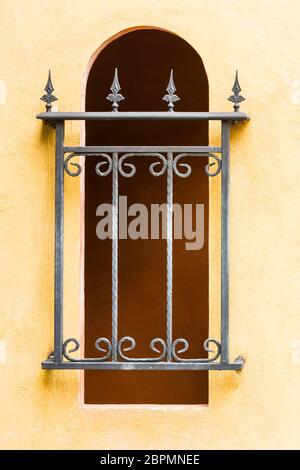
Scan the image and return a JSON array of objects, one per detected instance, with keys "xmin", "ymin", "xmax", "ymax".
[
  {"xmin": 37, "ymin": 111, "xmax": 249, "ymax": 122},
  {"xmin": 64, "ymin": 146, "xmax": 222, "ymax": 154},
  {"xmin": 42, "ymin": 359, "xmax": 244, "ymax": 370}
]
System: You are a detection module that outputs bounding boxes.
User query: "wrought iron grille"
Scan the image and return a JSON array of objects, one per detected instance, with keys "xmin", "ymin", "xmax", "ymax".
[{"xmin": 38, "ymin": 69, "xmax": 249, "ymax": 371}]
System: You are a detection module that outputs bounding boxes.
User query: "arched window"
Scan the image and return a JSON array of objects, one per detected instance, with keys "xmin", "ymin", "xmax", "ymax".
[{"xmin": 85, "ymin": 29, "xmax": 209, "ymax": 404}]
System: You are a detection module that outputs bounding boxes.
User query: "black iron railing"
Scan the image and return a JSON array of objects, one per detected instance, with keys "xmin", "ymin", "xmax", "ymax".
[{"xmin": 37, "ymin": 69, "xmax": 249, "ymax": 370}]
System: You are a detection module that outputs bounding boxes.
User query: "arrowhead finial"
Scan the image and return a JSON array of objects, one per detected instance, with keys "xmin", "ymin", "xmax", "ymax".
[
  {"xmin": 228, "ymin": 71, "xmax": 245, "ymax": 112},
  {"xmin": 163, "ymin": 69, "xmax": 180, "ymax": 112},
  {"xmin": 106, "ymin": 68, "xmax": 124, "ymax": 112},
  {"xmin": 40, "ymin": 70, "xmax": 57, "ymax": 112}
]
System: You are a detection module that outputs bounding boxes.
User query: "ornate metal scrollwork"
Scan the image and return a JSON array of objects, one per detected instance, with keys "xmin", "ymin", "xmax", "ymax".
[
  {"xmin": 171, "ymin": 338, "xmax": 221, "ymax": 362},
  {"xmin": 94, "ymin": 338, "xmax": 113, "ymax": 361},
  {"xmin": 173, "ymin": 153, "xmax": 222, "ymax": 177},
  {"xmin": 94, "ymin": 153, "xmax": 113, "ymax": 177},
  {"xmin": 64, "ymin": 153, "xmax": 82, "ymax": 177},
  {"xmin": 64, "ymin": 153, "xmax": 114, "ymax": 177},
  {"xmin": 118, "ymin": 336, "xmax": 167, "ymax": 362},
  {"xmin": 62, "ymin": 338, "xmax": 80, "ymax": 361},
  {"xmin": 204, "ymin": 154, "xmax": 222, "ymax": 177},
  {"xmin": 62, "ymin": 336, "xmax": 221, "ymax": 363},
  {"xmin": 62, "ymin": 337, "xmax": 112, "ymax": 362},
  {"xmin": 118, "ymin": 153, "xmax": 167, "ymax": 177},
  {"xmin": 118, "ymin": 154, "xmax": 137, "ymax": 177},
  {"xmin": 64, "ymin": 152, "xmax": 221, "ymax": 179},
  {"xmin": 173, "ymin": 154, "xmax": 192, "ymax": 178},
  {"xmin": 148, "ymin": 153, "xmax": 168, "ymax": 176}
]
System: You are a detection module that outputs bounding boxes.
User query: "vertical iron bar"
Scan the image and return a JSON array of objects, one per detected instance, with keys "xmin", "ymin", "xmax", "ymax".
[
  {"xmin": 166, "ymin": 152, "xmax": 173, "ymax": 361},
  {"xmin": 112, "ymin": 152, "xmax": 118, "ymax": 361},
  {"xmin": 221, "ymin": 121, "xmax": 230, "ymax": 363},
  {"xmin": 54, "ymin": 121, "xmax": 64, "ymax": 362}
]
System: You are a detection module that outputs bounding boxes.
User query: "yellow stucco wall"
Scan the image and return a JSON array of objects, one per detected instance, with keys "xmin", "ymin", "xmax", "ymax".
[{"xmin": 0, "ymin": 0, "xmax": 300, "ymax": 449}]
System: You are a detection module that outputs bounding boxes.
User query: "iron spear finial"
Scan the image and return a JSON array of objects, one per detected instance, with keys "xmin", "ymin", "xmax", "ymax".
[
  {"xmin": 228, "ymin": 71, "xmax": 245, "ymax": 112},
  {"xmin": 40, "ymin": 70, "xmax": 57, "ymax": 112},
  {"xmin": 106, "ymin": 68, "xmax": 124, "ymax": 112},
  {"xmin": 163, "ymin": 69, "xmax": 180, "ymax": 112}
]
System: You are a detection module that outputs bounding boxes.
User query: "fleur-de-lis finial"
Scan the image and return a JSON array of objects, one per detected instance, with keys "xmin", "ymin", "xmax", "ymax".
[
  {"xmin": 40, "ymin": 70, "xmax": 57, "ymax": 112},
  {"xmin": 163, "ymin": 69, "xmax": 180, "ymax": 112},
  {"xmin": 106, "ymin": 68, "xmax": 124, "ymax": 112},
  {"xmin": 228, "ymin": 71, "xmax": 245, "ymax": 112}
]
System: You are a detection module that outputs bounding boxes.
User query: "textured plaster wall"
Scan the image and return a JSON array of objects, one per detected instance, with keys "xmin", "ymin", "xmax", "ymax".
[{"xmin": 0, "ymin": 0, "xmax": 300, "ymax": 449}]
